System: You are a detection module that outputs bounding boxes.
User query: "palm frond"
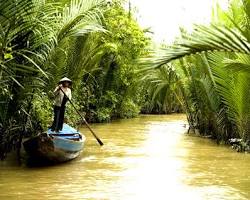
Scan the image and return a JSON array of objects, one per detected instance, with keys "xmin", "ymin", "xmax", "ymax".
[
  {"xmin": 148, "ymin": 24, "xmax": 250, "ymax": 68},
  {"xmin": 224, "ymin": 54, "xmax": 250, "ymax": 73},
  {"xmin": 57, "ymin": 0, "xmax": 106, "ymax": 41}
]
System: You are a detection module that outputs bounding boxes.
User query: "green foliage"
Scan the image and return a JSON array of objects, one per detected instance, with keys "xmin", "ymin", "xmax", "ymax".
[
  {"xmin": 71, "ymin": 1, "xmax": 151, "ymax": 122},
  {"xmin": 100, "ymin": 91, "xmax": 119, "ymax": 109},
  {"xmin": 96, "ymin": 107, "xmax": 112, "ymax": 122},
  {"xmin": 31, "ymin": 93, "xmax": 53, "ymax": 130},
  {"xmin": 95, "ymin": 91, "xmax": 118, "ymax": 122},
  {"xmin": 119, "ymin": 98, "xmax": 140, "ymax": 118},
  {"xmin": 31, "ymin": 92, "xmax": 82, "ymax": 129},
  {"xmin": 144, "ymin": 0, "xmax": 250, "ymax": 144},
  {"xmin": 66, "ymin": 102, "xmax": 82, "ymax": 126},
  {"xmin": 0, "ymin": 0, "xmax": 106, "ymax": 159},
  {"xmin": 140, "ymin": 64, "xmax": 184, "ymax": 114}
]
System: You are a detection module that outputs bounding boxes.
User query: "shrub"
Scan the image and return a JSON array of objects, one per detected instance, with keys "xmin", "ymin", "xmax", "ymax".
[
  {"xmin": 119, "ymin": 99, "xmax": 140, "ymax": 119},
  {"xmin": 32, "ymin": 92, "xmax": 52, "ymax": 130},
  {"xmin": 96, "ymin": 107, "xmax": 112, "ymax": 122}
]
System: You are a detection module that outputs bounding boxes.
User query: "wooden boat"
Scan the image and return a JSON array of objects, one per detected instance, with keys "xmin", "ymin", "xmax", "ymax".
[{"xmin": 23, "ymin": 124, "xmax": 85, "ymax": 163}]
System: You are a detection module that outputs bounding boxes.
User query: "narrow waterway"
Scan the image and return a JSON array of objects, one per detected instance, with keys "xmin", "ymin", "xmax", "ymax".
[{"xmin": 0, "ymin": 114, "xmax": 249, "ymax": 200}]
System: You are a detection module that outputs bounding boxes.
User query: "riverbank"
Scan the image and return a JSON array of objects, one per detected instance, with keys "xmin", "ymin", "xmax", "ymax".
[{"xmin": 187, "ymin": 127, "xmax": 250, "ymax": 154}]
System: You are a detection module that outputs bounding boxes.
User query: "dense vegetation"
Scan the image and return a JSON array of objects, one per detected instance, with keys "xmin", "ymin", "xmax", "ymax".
[
  {"xmin": 142, "ymin": 0, "xmax": 250, "ymax": 150},
  {"xmin": 2, "ymin": 0, "xmax": 250, "ymax": 159},
  {"xmin": 0, "ymin": 0, "xmax": 153, "ymax": 159}
]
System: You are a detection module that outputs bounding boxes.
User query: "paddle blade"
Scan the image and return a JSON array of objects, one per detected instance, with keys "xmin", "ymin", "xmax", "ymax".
[{"xmin": 96, "ymin": 137, "xmax": 104, "ymax": 146}]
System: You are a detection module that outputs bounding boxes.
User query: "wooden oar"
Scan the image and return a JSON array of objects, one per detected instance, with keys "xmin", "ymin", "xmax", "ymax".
[{"xmin": 59, "ymin": 87, "xmax": 104, "ymax": 146}]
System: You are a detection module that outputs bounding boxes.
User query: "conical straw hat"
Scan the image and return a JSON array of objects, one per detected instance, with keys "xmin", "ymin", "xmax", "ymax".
[{"xmin": 59, "ymin": 77, "xmax": 72, "ymax": 84}]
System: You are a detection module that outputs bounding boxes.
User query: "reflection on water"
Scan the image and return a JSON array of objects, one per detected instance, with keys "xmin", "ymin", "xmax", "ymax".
[{"xmin": 0, "ymin": 114, "xmax": 249, "ymax": 200}]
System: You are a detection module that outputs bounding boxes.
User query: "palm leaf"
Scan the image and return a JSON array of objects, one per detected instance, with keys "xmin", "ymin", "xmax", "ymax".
[
  {"xmin": 224, "ymin": 54, "xmax": 250, "ymax": 73},
  {"xmin": 57, "ymin": 0, "xmax": 106, "ymax": 41},
  {"xmin": 148, "ymin": 24, "xmax": 250, "ymax": 68}
]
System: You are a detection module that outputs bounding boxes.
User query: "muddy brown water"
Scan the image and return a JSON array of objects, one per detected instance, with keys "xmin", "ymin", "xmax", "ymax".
[{"xmin": 0, "ymin": 114, "xmax": 249, "ymax": 200}]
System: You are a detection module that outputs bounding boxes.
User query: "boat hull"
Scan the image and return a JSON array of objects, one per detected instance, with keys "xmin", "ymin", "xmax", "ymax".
[{"xmin": 23, "ymin": 132, "xmax": 85, "ymax": 163}]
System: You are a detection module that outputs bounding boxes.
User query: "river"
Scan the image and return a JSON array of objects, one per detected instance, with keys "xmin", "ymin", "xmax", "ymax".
[{"xmin": 0, "ymin": 114, "xmax": 249, "ymax": 200}]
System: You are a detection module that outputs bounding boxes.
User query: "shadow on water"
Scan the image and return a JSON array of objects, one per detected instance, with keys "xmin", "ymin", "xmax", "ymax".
[
  {"xmin": 0, "ymin": 150, "xmax": 71, "ymax": 168},
  {"xmin": 25, "ymin": 156, "xmax": 59, "ymax": 168},
  {"xmin": 0, "ymin": 153, "xmax": 55, "ymax": 168}
]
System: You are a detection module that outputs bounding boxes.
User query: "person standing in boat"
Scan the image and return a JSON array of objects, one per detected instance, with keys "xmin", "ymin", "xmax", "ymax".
[{"xmin": 50, "ymin": 77, "xmax": 72, "ymax": 132}]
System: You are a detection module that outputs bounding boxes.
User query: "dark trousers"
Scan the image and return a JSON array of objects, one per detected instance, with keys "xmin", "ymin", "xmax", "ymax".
[{"xmin": 51, "ymin": 106, "xmax": 65, "ymax": 131}]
